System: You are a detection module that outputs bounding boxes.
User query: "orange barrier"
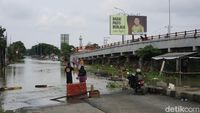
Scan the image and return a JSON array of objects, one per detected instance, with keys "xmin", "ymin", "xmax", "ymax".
[{"xmin": 66, "ymin": 82, "xmax": 87, "ymax": 97}]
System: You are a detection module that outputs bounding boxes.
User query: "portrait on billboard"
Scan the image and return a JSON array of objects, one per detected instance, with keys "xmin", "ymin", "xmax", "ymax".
[
  {"xmin": 110, "ymin": 15, "xmax": 147, "ymax": 35},
  {"xmin": 127, "ymin": 16, "xmax": 147, "ymax": 35}
]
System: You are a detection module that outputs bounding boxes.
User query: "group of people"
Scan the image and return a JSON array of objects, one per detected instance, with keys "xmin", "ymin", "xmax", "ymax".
[{"xmin": 65, "ymin": 63, "xmax": 87, "ymax": 84}]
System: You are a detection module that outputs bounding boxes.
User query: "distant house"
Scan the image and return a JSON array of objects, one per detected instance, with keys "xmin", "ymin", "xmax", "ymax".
[{"xmin": 76, "ymin": 43, "xmax": 100, "ymax": 52}]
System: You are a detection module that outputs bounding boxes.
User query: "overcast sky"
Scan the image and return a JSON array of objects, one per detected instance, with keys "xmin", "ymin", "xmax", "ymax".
[{"xmin": 0, "ymin": 0, "xmax": 200, "ymax": 49}]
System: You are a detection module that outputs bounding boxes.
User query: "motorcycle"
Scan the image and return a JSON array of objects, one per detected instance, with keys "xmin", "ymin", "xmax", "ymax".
[{"xmin": 127, "ymin": 69, "xmax": 147, "ymax": 94}]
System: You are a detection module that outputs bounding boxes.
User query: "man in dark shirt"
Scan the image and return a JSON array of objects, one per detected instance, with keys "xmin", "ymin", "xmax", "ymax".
[{"xmin": 65, "ymin": 63, "xmax": 74, "ymax": 84}]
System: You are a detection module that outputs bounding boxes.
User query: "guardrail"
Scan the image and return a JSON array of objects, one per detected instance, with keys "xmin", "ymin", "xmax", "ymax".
[
  {"xmin": 99, "ymin": 29, "xmax": 200, "ymax": 49},
  {"xmin": 74, "ymin": 29, "xmax": 200, "ymax": 54}
]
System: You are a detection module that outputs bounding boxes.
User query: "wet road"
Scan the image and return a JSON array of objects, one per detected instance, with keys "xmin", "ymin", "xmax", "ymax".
[
  {"xmin": 87, "ymin": 91, "xmax": 200, "ymax": 113},
  {"xmin": 17, "ymin": 90, "xmax": 200, "ymax": 113},
  {"xmin": 0, "ymin": 57, "xmax": 114, "ymax": 111}
]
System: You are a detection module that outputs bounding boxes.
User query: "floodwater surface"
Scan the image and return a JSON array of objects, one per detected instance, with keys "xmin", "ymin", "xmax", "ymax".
[{"xmin": 0, "ymin": 57, "xmax": 113, "ymax": 111}]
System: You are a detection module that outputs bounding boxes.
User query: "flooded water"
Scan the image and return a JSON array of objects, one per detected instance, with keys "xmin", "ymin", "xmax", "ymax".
[{"xmin": 0, "ymin": 57, "xmax": 115, "ymax": 111}]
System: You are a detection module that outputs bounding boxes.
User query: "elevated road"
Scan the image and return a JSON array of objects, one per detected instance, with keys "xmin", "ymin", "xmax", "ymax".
[{"xmin": 71, "ymin": 29, "xmax": 200, "ymax": 64}]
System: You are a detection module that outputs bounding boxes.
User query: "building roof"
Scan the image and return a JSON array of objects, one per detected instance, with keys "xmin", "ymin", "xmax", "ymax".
[{"xmin": 152, "ymin": 52, "xmax": 197, "ymax": 60}]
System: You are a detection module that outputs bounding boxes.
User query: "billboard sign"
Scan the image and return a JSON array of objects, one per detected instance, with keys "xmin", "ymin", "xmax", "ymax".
[
  {"xmin": 110, "ymin": 15, "xmax": 128, "ymax": 35},
  {"xmin": 110, "ymin": 15, "xmax": 147, "ymax": 35}
]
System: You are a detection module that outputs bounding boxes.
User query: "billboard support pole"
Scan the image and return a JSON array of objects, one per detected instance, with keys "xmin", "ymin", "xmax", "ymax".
[{"xmin": 122, "ymin": 35, "xmax": 124, "ymax": 44}]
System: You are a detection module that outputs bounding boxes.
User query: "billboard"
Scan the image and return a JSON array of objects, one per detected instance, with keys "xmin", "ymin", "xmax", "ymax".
[
  {"xmin": 110, "ymin": 15, "xmax": 147, "ymax": 35},
  {"xmin": 110, "ymin": 15, "xmax": 128, "ymax": 35}
]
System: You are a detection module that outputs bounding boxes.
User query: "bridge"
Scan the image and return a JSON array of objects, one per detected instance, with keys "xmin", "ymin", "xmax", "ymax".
[{"xmin": 71, "ymin": 29, "xmax": 200, "ymax": 64}]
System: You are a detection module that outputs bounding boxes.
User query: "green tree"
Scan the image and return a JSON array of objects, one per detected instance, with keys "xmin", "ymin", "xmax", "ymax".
[
  {"xmin": 135, "ymin": 45, "xmax": 161, "ymax": 69},
  {"xmin": 0, "ymin": 26, "xmax": 6, "ymax": 48},
  {"xmin": 7, "ymin": 41, "xmax": 26, "ymax": 62},
  {"xmin": 29, "ymin": 43, "xmax": 60, "ymax": 56},
  {"xmin": 0, "ymin": 26, "xmax": 6, "ymax": 68},
  {"xmin": 61, "ymin": 43, "xmax": 75, "ymax": 61}
]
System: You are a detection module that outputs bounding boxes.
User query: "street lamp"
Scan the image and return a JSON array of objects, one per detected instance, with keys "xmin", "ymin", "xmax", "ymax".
[
  {"xmin": 114, "ymin": 7, "xmax": 127, "ymax": 15},
  {"xmin": 168, "ymin": 0, "xmax": 171, "ymax": 36}
]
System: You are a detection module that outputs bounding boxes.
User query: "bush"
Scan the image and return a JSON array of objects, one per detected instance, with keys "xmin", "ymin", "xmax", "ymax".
[
  {"xmin": 144, "ymin": 71, "xmax": 178, "ymax": 86},
  {"xmin": 86, "ymin": 64, "xmax": 123, "ymax": 77},
  {"xmin": 106, "ymin": 81, "xmax": 122, "ymax": 88}
]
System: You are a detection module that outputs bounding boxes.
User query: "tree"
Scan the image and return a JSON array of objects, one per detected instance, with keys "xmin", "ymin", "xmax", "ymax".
[
  {"xmin": 61, "ymin": 43, "xmax": 75, "ymax": 62},
  {"xmin": 0, "ymin": 27, "xmax": 6, "ymax": 48},
  {"xmin": 0, "ymin": 26, "xmax": 6, "ymax": 68},
  {"xmin": 7, "ymin": 41, "xmax": 26, "ymax": 62},
  {"xmin": 0, "ymin": 26, "xmax": 6, "ymax": 37},
  {"xmin": 135, "ymin": 45, "xmax": 161, "ymax": 69},
  {"xmin": 29, "ymin": 43, "xmax": 60, "ymax": 56}
]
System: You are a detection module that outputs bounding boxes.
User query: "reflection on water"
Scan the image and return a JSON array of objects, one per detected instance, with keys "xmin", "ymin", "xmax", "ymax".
[
  {"xmin": 0, "ymin": 58, "xmax": 65, "ymax": 111},
  {"xmin": 0, "ymin": 57, "xmax": 113, "ymax": 111}
]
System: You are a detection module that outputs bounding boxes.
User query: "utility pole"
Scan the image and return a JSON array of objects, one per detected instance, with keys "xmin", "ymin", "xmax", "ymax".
[{"xmin": 168, "ymin": 0, "xmax": 171, "ymax": 36}]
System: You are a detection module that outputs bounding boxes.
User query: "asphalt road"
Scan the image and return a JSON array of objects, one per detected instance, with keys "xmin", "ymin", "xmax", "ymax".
[
  {"xmin": 86, "ymin": 90, "xmax": 200, "ymax": 113},
  {"xmin": 17, "ymin": 90, "xmax": 200, "ymax": 113}
]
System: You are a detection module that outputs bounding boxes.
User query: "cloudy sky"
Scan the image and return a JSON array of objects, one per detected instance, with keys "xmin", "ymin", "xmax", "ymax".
[{"xmin": 0, "ymin": 0, "xmax": 200, "ymax": 49}]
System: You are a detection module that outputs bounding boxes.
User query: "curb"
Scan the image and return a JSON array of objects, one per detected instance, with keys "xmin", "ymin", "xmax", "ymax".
[{"xmin": 146, "ymin": 86, "xmax": 200, "ymax": 103}]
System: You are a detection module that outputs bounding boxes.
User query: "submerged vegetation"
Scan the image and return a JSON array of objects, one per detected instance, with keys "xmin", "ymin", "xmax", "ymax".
[{"xmin": 87, "ymin": 64, "xmax": 178, "ymax": 87}]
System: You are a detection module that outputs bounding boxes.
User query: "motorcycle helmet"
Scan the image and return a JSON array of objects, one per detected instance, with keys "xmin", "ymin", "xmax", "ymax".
[{"xmin": 136, "ymin": 68, "xmax": 141, "ymax": 73}]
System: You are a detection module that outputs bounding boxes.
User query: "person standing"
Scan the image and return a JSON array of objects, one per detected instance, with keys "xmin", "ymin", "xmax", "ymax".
[
  {"xmin": 65, "ymin": 63, "xmax": 74, "ymax": 84},
  {"xmin": 78, "ymin": 66, "xmax": 87, "ymax": 83}
]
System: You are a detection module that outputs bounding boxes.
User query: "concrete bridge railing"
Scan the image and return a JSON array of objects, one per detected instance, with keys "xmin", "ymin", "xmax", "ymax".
[{"xmin": 71, "ymin": 29, "xmax": 200, "ymax": 59}]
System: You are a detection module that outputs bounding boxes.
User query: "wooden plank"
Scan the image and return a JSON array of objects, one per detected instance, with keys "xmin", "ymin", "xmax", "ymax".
[{"xmin": 0, "ymin": 86, "xmax": 22, "ymax": 91}]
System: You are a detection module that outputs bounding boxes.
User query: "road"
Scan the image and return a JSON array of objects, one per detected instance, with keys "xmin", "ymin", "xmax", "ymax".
[
  {"xmin": 19, "ymin": 90, "xmax": 200, "ymax": 113},
  {"xmin": 86, "ymin": 91, "xmax": 200, "ymax": 113}
]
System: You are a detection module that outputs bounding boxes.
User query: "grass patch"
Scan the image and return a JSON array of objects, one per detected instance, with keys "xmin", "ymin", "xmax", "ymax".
[
  {"xmin": 86, "ymin": 64, "xmax": 178, "ymax": 86},
  {"xmin": 106, "ymin": 81, "xmax": 122, "ymax": 88},
  {"xmin": 86, "ymin": 64, "xmax": 125, "ymax": 77},
  {"xmin": 144, "ymin": 71, "xmax": 178, "ymax": 86}
]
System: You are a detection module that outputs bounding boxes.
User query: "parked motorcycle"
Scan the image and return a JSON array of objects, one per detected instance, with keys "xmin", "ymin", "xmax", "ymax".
[{"xmin": 127, "ymin": 69, "xmax": 147, "ymax": 94}]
